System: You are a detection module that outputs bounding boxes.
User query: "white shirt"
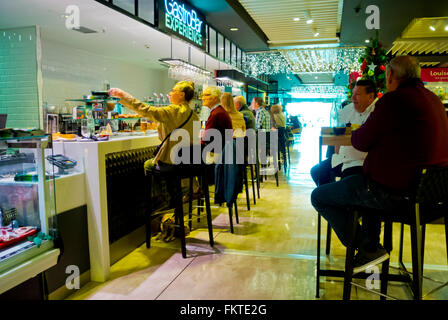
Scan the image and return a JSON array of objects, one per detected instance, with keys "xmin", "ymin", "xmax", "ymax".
[{"xmin": 331, "ymin": 99, "xmax": 377, "ymax": 171}]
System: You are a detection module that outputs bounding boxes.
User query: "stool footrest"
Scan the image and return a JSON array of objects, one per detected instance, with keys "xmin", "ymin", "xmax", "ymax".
[{"xmin": 318, "ymin": 269, "xmax": 412, "ymax": 282}]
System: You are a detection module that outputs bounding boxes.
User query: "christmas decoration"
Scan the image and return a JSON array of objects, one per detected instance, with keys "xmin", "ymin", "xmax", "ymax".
[
  {"xmin": 244, "ymin": 47, "xmax": 364, "ymax": 77},
  {"xmin": 347, "ymin": 35, "xmax": 389, "ymax": 99}
]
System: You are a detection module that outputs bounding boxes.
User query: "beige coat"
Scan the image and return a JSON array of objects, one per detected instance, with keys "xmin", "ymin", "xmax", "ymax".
[
  {"xmin": 119, "ymin": 96, "xmax": 200, "ymax": 165},
  {"xmin": 228, "ymin": 111, "xmax": 246, "ymax": 137}
]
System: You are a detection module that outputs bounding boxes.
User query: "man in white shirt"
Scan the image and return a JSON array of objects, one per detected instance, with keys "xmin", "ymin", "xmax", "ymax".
[{"xmin": 310, "ymin": 80, "xmax": 378, "ymax": 185}]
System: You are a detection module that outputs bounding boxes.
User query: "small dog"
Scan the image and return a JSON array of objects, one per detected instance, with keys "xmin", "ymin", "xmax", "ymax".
[{"xmin": 155, "ymin": 213, "xmax": 190, "ymax": 242}]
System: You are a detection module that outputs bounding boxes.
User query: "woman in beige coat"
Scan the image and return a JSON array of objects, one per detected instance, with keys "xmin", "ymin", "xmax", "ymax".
[{"xmin": 221, "ymin": 92, "xmax": 246, "ymax": 138}]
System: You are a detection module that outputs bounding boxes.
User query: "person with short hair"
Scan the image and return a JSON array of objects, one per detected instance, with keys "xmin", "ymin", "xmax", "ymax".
[
  {"xmin": 310, "ymin": 79, "xmax": 378, "ymax": 186},
  {"xmin": 201, "ymin": 86, "xmax": 233, "ymax": 150},
  {"xmin": 221, "ymin": 92, "xmax": 246, "ymax": 138},
  {"xmin": 252, "ymin": 97, "xmax": 271, "ymax": 131},
  {"xmin": 109, "ymin": 81, "xmax": 199, "ymax": 173},
  {"xmin": 311, "ymin": 55, "xmax": 448, "ymax": 274},
  {"xmin": 234, "ymin": 96, "xmax": 256, "ymax": 130}
]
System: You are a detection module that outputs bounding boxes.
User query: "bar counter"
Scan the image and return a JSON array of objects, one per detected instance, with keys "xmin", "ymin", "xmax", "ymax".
[{"xmin": 53, "ymin": 133, "xmax": 160, "ymax": 282}]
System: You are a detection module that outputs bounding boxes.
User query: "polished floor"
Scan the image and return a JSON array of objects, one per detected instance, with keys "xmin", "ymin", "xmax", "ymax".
[{"xmin": 67, "ymin": 127, "xmax": 448, "ymax": 300}]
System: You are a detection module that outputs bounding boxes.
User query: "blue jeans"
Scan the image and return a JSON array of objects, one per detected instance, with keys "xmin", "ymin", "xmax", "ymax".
[{"xmin": 311, "ymin": 174, "xmax": 409, "ymax": 250}]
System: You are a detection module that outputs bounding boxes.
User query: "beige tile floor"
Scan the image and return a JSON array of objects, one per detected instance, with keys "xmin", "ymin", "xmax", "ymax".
[{"xmin": 67, "ymin": 130, "xmax": 448, "ymax": 300}]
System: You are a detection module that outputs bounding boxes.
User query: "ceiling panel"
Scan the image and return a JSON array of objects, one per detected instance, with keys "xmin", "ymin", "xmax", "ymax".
[{"xmin": 237, "ymin": 0, "xmax": 342, "ymax": 47}]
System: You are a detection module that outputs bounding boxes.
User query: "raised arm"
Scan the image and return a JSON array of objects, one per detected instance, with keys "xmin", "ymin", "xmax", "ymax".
[{"xmin": 109, "ymin": 88, "xmax": 173, "ymax": 122}]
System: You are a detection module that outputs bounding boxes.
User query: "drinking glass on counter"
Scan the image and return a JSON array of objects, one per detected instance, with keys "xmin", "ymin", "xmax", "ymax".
[
  {"xmin": 140, "ymin": 119, "xmax": 148, "ymax": 132},
  {"xmin": 81, "ymin": 119, "xmax": 89, "ymax": 137}
]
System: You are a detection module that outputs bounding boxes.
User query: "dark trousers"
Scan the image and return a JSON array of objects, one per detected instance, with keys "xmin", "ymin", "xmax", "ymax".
[
  {"xmin": 311, "ymin": 174, "xmax": 408, "ymax": 250},
  {"xmin": 310, "ymin": 159, "xmax": 363, "ymax": 186}
]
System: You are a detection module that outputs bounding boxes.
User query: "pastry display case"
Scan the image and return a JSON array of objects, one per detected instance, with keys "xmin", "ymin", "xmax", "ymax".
[{"xmin": 0, "ymin": 132, "xmax": 60, "ymax": 293}]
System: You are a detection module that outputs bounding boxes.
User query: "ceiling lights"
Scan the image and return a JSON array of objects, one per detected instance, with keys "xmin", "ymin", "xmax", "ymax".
[
  {"xmin": 159, "ymin": 58, "xmax": 212, "ymax": 85},
  {"xmin": 429, "ymin": 26, "xmax": 436, "ymax": 31},
  {"xmin": 230, "ymin": 27, "xmax": 239, "ymax": 31},
  {"xmin": 293, "ymin": 17, "xmax": 300, "ymax": 21}
]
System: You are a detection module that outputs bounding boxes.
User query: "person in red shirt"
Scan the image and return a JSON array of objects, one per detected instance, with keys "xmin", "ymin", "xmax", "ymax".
[
  {"xmin": 201, "ymin": 86, "xmax": 233, "ymax": 154},
  {"xmin": 311, "ymin": 55, "xmax": 448, "ymax": 274}
]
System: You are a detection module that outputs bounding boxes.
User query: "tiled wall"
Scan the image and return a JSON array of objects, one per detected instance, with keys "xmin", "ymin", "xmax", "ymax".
[
  {"xmin": 40, "ymin": 38, "xmax": 176, "ymax": 113},
  {"xmin": 0, "ymin": 27, "xmax": 40, "ymax": 128}
]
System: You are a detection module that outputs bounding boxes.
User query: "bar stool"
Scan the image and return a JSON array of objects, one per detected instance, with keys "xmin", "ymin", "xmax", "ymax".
[
  {"xmin": 145, "ymin": 145, "xmax": 214, "ymax": 258},
  {"xmin": 258, "ymin": 129, "xmax": 279, "ymax": 187},
  {"xmin": 316, "ymin": 167, "xmax": 448, "ymax": 300}
]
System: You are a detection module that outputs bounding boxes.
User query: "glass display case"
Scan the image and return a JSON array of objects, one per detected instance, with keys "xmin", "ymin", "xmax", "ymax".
[{"xmin": 0, "ymin": 133, "xmax": 59, "ymax": 292}]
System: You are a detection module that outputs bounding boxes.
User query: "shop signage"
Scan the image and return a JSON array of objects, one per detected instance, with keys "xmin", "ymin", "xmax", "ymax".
[
  {"xmin": 158, "ymin": 0, "xmax": 206, "ymax": 50},
  {"xmin": 421, "ymin": 68, "xmax": 448, "ymax": 82}
]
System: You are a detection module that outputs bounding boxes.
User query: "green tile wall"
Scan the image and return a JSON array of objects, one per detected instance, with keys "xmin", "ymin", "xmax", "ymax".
[{"xmin": 0, "ymin": 26, "xmax": 39, "ymax": 128}]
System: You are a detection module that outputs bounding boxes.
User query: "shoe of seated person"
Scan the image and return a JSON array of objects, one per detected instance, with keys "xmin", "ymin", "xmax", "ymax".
[{"xmin": 353, "ymin": 245, "xmax": 389, "ymax": 275}]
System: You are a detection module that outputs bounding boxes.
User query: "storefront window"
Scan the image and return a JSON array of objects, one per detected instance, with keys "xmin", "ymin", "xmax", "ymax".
[
  {"xmin": 242, "ymin": 51, "xmax": 246, "ymax": 72},
  {"xmin": 225, "ymin": 38, "xmax": 230, "ymax": 63},
  {"xmin": 138, "ymin": 0, "xmax": 155, "ymax": 24},
  {"xmin": 113, "ymin": 0, "xmax": 135, "ymax": 14},
  {"xmin": 237, "ymin": 47, "xmax": 241, "ymax": 69},
  {"xmin": 231, "ymin": 43, "xmax": 237, "ymax": 66},
  {"xmin": 209, "ymin": 27, "xmax": 217, "ymax": 57},
  {"xmin": 218, "ymin": 33, "xmax": 224, "ymax": 61}
]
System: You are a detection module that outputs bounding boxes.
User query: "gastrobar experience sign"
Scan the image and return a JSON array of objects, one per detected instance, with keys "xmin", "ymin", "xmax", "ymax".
[
  {"xmin": 421, "ymin": 68, "xmax": 448, "ymax": 83},
  {"xmin": 158, "ymin": 0, "xmax": 206, "ymax": 50}
]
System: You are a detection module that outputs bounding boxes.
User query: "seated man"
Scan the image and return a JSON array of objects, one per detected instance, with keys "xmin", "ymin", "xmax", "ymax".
[
  {"xmin": 201, "ymin": 86, "xmax": 233, "ymax": 154},
  {"xmin": 311, "ymin": 56, "xmax": 448, "ymax": 273},
  {"xmin": 234, "ymin": 96, "xmax": 256, "ymax": 130},
  {"xmin": 310, "ymin": 80, "xmax": 378, "ymax": 185}
]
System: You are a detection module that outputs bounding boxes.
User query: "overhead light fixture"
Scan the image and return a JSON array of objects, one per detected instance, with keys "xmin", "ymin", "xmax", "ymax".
[
  {"xmin": 293, "ymin": 17, "xmax": 300, "ymax": 21},
  {"xmin": 307, "ymin": 19, "xmax": 314, "ymax": 24},
  {"xmin": 314, "ymin": 32, "xmax": 319, "ymax": 37},
  {"xmin": 429, "ymin": 26, "xmax": 436, "ymax": 31},
  {"xmin": 365, "ymin": 39, "xmax": 370, "ymax": 43},
  {"xmin": 159, "ymin": 58, "xmax": 212, "ymax": 85},
  {"xmin": 445, "ymin": 25, "xmax": 448, "ymax": 31},
  {"xmin": 230, "ymin": 27, "xmax": 239, "ymax": 31}
]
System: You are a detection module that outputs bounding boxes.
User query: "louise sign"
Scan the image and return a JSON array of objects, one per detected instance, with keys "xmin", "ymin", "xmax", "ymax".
[
  {"xmin": 159, "ymin": 0, "xmax": 206, "ymax": 50},
  {"xmin": 421, "ymin": 68, "xmax": 448, "ymax": 83}
]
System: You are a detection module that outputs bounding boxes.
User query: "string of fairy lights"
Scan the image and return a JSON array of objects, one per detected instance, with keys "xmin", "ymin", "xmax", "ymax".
[{"xmin": 243, "ymin": 47, "xmax": 365, "ymax": 77}]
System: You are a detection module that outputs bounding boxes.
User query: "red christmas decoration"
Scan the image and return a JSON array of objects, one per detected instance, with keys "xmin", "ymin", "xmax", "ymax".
[
  {"xmin": 377, "ymin": 92, "xmax": 383, "ymax": 99},
  {"xmin": 360, "ymin": 59, "xmax": 367, "ymax": 72},
  {"xmin": 379, "ymin": 65, "xmax": 386, "ymax": 71}
]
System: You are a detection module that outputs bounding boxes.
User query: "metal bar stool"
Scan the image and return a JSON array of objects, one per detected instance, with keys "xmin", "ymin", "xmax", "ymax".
[{"xmin": 145, "ymin": 145, "xmax": 214, "ymax": 258}]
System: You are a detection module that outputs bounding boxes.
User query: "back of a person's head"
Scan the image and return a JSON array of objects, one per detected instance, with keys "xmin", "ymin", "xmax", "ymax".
[
  {"xmin": 253, "ymin": 96, "xmax": 264, "ymax": 107},
  {"xmin": 221, "ymin": 92, "xmax": 236, "ymax": 113},
  {"xmin": 234, "ymin": 95, "xmax": 246, "ymax": 106},
  {"xmin": 355, "ymin": 79, "xmax": 377, "ymax": 95},
  {"xmin": 176, "ymin": 81, "xmax": 195, "ymax": 102},
  {"xmin": 271, "ymin": 105, "xmax": 283, "ymax": 114},
  {"xmin": 387, "ymin": 55, "xmax": 421, "ymax": 83}
]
